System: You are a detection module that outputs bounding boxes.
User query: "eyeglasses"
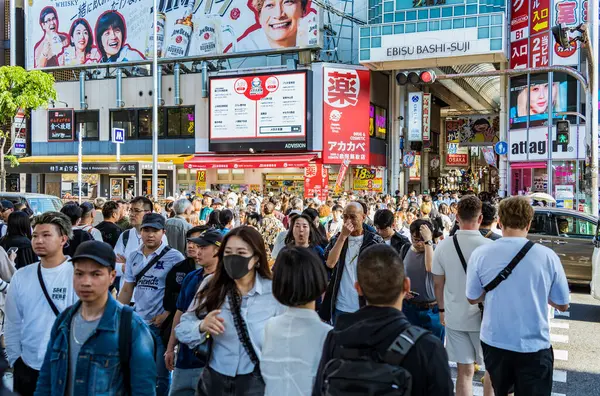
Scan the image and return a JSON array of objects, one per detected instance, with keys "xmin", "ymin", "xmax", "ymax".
[
  {"xmin": 131, "ymin": 208, "xmax": 150, "ymax": 214},
  {"xmin": 44, "ymin": 17, "xmax": 57, "ymax": 24}
]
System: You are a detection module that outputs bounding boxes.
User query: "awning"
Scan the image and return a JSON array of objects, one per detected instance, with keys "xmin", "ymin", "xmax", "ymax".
[
  {"xmin": 18, "ymin": 154, "xmax": 192, "ymax": 165},
  {"xmin": 184, "ymin": 154, "xmax": 319, "ymax": 169}
]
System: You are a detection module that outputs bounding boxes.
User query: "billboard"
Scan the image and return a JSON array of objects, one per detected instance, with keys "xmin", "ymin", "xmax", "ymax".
[
  {"xmin": 322, "ymin": 67, "xmax": 370, "ymax": 165},
  {"xmin": 445, "ymin": 115, "xmax": 500, "ymax": 146},
  {"xmin": 508, "ymin": 125, "xmax": 586, "ymax": 161},
  {"xmin": 26, "ymin": 0, "xmax": 321, "ymax": 69},
  {"xmin": 209, "ymin": 71, "xmax": 309, "ymax": 152}
]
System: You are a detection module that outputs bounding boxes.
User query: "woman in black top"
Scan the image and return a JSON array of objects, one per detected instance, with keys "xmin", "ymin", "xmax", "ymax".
[{"xmin": 0, "ymin": 211, "xmax": 36, "ymax": 269}]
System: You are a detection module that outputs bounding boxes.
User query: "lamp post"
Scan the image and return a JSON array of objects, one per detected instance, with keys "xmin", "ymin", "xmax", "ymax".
[{"xmin": 152, "ymin": 0, "xmax": 159, "ymax": 201}]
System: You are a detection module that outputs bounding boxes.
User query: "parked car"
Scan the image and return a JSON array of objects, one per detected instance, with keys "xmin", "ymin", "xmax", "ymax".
[
  {"xmin": 0, "ymin": 193, "xmax": 63, "ymax": 215},
  {"xmin": 529, "ymin": 207, "xmax": 597, "ymax": 285}
]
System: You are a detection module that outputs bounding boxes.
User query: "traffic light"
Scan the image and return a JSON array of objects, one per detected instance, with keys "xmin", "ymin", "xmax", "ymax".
[
  {"xmin": 396, "ymin": 70, "xmax": 436, "ymax": 86},
  {"xmin": 552, "ymin": 24, "xmax": 570, "ymax": 49},
  {"xmin": 556, "ymin": 120, "xmax": 570, "ymax": 144}
]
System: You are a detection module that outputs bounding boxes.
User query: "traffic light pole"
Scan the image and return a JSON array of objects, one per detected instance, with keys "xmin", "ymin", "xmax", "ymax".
[{"xmin": 434, "ymin": 65, "xmax": 596, "ymax": 214}]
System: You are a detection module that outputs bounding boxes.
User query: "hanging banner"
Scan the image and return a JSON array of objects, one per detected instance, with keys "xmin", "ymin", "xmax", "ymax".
[
  {"xmin": 407, "ymin": 92, "xmax": 423, "ymax": 141},
  {"xmin": 403, "ymin": 151, "xmax": 416, "ymax": 168},
  {"xmin": 409, "ymin": 153, "xmax": 421, "ymax": 181},
  {"xmin": 482, "ymin": 147, "xmax": 497, "ymax": 167},
  {"xmin": 26, "ymin": 0, "xmax": 321, "ymax": 69},
  {"xmin": 196, "ymin": 169, "xmax": 207, "ymax": 192},
  {"xmin": 323, "ymin": 67, "xmax": 370, "ymax": 165},
  {"xmin": 445, "ymin": 116, "xmax": 500, "ymax": 146},
  {"xmin": 422, "ymin": 93, "xmax": 431, "ymax": 142},
  {"xmin": 304, "ymin": 163, "xmax": 328, "ymax": 201},
  {"xmin": 334, "ymin": 159, "xmax": 350, "ymax": 193}
]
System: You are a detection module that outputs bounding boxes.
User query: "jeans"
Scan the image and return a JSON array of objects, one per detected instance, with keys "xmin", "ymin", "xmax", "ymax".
[
  {"xmin": 169, "ymin": 367, "xmax": 203, "ymax": 396},
  {"xmin": 402, "ymin": 302, "xmax": 445, "ymax": 341},
  {"xmin": 198, "ymin": 366, "xmax": 264, "ymax": 396},
  {"xmin": 331, "ymin": 308, "xmax": 352, "ymax": 326},
  {"xmin": 150, "ymin": 324, "xmax": 171, "ymax": 396}
]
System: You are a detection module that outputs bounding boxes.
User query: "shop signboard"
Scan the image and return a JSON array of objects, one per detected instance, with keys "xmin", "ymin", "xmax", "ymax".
[
  {"xmin": 334, "ymin": 159, "xmax": 350, "ymax": 193},
  {"xmin": 530, "ymin": 32, "xmax": 550, "ymax": 67},
  {"xmin": 323, "ymin": 67, "xmax": 370, "ymax": 165},
  {"xmin": 511, "ymin": 0, "xmax": 531, "ymax": 42},
  {"xmin": 47, "ymin": 109, "xmax": 74, "ymax": 142},
  {"xmin": 369, "ymin": 105, "xmax": 388, "ymax": 139},
  {"xmin": 409, "ymin": 153, "xmax": 422, "ymax": 181},
  {"xmin": 508, "ymin": 125, "xmax": 586, "ymax": 161},
  {"xmin": 26, "ymin": 1, "xmax": 321, "ymax": 70},
  {"xmin": 422, "ymin": 93, "xmax": 431, "ymax": 142},
  {"xmin": 530, "ymin": 0, "xmax": 550, "ymax": 36},
  {"xmin": 445, "ymin": 116, "xmax": 500, "ymax": 146},
  {"xmin": 551, "ymin": 0, "xmax": 582, "ymax": 66},
  {"xmin": 209, "ymin": 71, "xmax": 308, "ymax": 152},
  {"xmin": 511, "ymin": 38, "xmax": 529, "ymax": 69},
  {"xmin": 304, "ymin": 163, "xmax": 328, "ymax": 201},
  {"xmin": 408, "ymin": 92, "xmax": 423, "ymax": 141},
  {"xmin": 196, "ymin": 170, "xmax": 207, "ymax": 193}
]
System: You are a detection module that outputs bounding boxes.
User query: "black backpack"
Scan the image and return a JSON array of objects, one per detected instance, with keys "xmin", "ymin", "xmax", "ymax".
[{"xmin": 319, "ymin": 325, "xmax": 429, "ymax": 396}]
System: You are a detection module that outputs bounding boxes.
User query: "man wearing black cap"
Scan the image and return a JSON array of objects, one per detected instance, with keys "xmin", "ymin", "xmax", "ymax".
[
  {"xmin": 36, "ymin": 241, "xmax": 157, "ymax": 395},
  {"xmin": 164, "ymin": 227, "xmax": 223, "ymax": 395},
  {"xmin": 118, "ymin": 213, "xmax": 185, "ymax": 396},
  {"xmin": 0, "ymin": 200, "xmax": 14, "ymax": 237}
]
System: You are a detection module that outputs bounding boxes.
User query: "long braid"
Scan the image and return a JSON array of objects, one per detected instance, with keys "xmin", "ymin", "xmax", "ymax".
[{"xmin": 228, "ymin": 288, "xmax": 260, "ymax": 367}]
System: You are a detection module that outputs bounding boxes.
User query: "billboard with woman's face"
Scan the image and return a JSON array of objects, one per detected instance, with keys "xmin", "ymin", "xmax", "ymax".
[{"xmin": 26, "ymin": 0, "xmax": 321, "ymax": 69}]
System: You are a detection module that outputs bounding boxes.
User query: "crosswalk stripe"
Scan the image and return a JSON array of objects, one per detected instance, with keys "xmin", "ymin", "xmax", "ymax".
[
  {"xmin": 551, "ymin": 334, "xmax": 569, "ymax": 344},
  {"xmin": 553, "ymin": 369, "xmax": 567, "ymax": 383},
  {"xmin": 550, "ymin": 321, "xmax": 570, "ymax": 329},
  {"xmin": 551, "ymin": 393, "xmax": 567, "ymax": 396},
  {"xmin": 554, "ymin": 310, "xmax": 570, "ymax": 318},
  {"xmin": 554, "ymin": 349, "xmax": 569, "ymax": 361}
]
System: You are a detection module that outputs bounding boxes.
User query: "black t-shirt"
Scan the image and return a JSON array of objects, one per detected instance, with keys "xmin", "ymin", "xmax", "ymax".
[
  {"xmin": 96, "ymin": 221, "xmax": 123, "ymax": 248},
  {"xmin": 163, "ymin": 257, "xmax": 197, "ymax": 313}
]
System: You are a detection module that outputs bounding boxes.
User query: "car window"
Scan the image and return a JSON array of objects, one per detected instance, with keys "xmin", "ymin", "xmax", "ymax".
[
  {"xmin": 530, "ymin": 212, "xmax": 555, "ymax": 235},
  {"xmin": 557, "ymin": 215, "xmax": 596, "ymax": 239},
  {"xmin": 27, "ymin": 198, "xmax": 62, "ymax": 215}
]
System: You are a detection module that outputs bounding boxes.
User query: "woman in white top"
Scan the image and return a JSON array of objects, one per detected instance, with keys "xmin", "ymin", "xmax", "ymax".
[
  {"xmin": 261, "ymin": 246, "xmax": 332, "ymax": 396},
  {"xmin": 437, "ymin": 203, "xmax": 454, "ymax": 236}
]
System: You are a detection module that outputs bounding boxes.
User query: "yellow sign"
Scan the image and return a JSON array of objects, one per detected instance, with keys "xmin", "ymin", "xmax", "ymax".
[
  {"xmin": 353, "ymin": 178, "xmax": 383, "ymax": 192},
  {"xmin": 196, "ymin": 170, "xmax": 207, "ymax": 193}
]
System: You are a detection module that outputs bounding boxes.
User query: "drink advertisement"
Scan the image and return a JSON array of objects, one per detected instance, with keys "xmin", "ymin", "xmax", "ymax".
[
  {"xmin": 209, "ymin": 71, "xmax": 307, "ymax": 152},
  {"xmin": 26, "ymin": 0, "xmax": 321, "ymax": 69},
  {"xmin": 323, "ymin": 67, "xmax": 370, "ymax": 165},
  {"xmin": 334, "ymin": 159, "xmax": 350, "ymax": 193}
]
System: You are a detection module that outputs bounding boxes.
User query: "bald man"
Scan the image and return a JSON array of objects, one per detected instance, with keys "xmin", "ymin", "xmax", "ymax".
[{"xmin": 319, "ymin": 202, "xmax": 384, "ymax": 324}]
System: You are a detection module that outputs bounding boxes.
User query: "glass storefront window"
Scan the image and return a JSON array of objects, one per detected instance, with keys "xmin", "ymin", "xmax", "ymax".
[{"xmin": 552, "ymin": 161, "xmax": 576, "ymax": 194}]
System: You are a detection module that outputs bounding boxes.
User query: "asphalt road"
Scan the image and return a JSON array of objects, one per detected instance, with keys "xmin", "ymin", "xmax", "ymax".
[{"xmin": 550, "ymin": 285, "xmax": 600, "ymax": 396}]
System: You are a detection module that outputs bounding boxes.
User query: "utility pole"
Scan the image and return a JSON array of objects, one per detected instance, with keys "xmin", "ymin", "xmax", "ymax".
[{"xmin": 590, "ymin": 0, "xmax": 599, "ymax": 215}]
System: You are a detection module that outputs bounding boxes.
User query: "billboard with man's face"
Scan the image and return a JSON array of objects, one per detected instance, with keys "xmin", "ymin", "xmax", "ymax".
[{"xmin": 26, "ymin": 0, "xmax": 321, "ymax": 69}]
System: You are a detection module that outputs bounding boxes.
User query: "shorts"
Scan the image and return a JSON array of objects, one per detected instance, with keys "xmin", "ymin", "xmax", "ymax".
[{"xmin": 446, "ymin": 328, "xmax": 483, "ymax": 365}]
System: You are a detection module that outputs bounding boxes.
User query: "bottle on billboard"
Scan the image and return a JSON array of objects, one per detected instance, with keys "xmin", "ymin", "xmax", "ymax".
[
  {"xmin": 297, "ymin": 12, "xmax": 318, "ymax": 46},
  {"xmin": 194, "ymin": 15, "xmax": 238, "ymax": 56},
  {"xmin": 166, "ymin": 3, "xmax": 194, "ymax": 58},
  {"xmin": 146, "ymin": 10, "xmax": 167, "ymax": 58}
]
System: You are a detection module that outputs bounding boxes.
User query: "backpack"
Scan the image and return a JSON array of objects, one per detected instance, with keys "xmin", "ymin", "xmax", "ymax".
[
  {"xmin": 319, "ymin": 325, "xmax": 429, "ymax": 396},
  {"xmin": 400, "ymin": 243, "xmax": 411, "ymax": 260}
]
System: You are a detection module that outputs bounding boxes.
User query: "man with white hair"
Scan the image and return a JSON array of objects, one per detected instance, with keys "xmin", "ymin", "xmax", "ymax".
[
  {"xmin": 92, "ymin": 197, "xmax": 106, "ymax": 226},
  {"xmin": 165, "ymin": 199, "xmax": 193, "ymax": 255}
]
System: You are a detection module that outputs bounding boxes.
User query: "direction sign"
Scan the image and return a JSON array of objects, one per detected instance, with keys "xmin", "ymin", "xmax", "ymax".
[
  {"xmin": 112, "ymin": 128, "xmax": 125, "ymax": 144},
  {"xmin": 511, "ymin": 38, "xmax": 529, "ymax": 68},
  {"xmin": 530, "ymin": 32, "xmax": 550, "ymax": 67},
  {"xmin": 530, "ymin": 0, "xmax": 550, "ymax": 35},
  {"xmin": 510, "ymin": 0, "xmax": 531, "ymax": 42},
  {"xmin": 495, "ymin": 141, "xmax": 509, "ymax": 155}
]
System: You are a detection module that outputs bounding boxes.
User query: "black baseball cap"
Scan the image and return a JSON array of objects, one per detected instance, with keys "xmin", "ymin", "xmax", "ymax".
[
  {"xmin": 1, "ymin": 200, "xmax": 14, "ymax": 211},
  {"xmin": 188, "ymin": 229, "xmax": 223, "ymax": 247},
  {"xmin": 72, "ymin": 240, "xmax": 116, "ymax": 269},
  {"xmin": 141, "ymin": 213, "xmax": 166, "ymax": 230},
  {"xmin": 212, "ymin": 198, "xmax": 223, "ymax": 205}
]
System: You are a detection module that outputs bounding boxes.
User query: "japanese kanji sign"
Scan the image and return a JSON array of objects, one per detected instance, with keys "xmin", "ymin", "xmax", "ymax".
[
  {"xmin": 511, "ymin": 0, "xmax": 531, "ymax": 42},
  {"xmin": 511, "ymin": 38, "xmax": 530, "ymax": 68},
  {"xmin": 47, "ymin": 109, "xmax": 74, "ymax": 142},
  {"xmin": 422, "ymin": 93, "xmax": 432, "ymax": 142},
  {"xmin": 304, "ymin": 163, "xmax": 328, "ymax": 201},
  {"xmin": 323, "ymin": 67, "xmax": 370, "ymax": 165},
  {"xmin": 530, "ymin": 0, "xmax": 550, "ymax": 35},
  {"xmin": 408, "ymin": 92, "xmax": 423, "ymax": 141},
  {"xmin": 530, "ymin": 32, "xmax": 550, "ymax": 67},
  {"xmin": 552, "ymin": 0, "xmax": 581, "ymax": 66}
]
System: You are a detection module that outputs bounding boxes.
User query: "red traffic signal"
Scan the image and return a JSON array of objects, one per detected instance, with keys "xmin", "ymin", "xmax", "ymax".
[
  {"xmin": 395, "ymin": 70, "xmax": 436, "ymax": 85},
  {"xmin": 420, "ymin": 70, "xmax": 435, "ymax": 83}
]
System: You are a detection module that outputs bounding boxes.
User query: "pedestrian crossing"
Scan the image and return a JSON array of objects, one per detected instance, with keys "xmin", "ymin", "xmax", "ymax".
[{"xmin": 449, "ymin": 308, "xmax": 570, "ymax": 395}]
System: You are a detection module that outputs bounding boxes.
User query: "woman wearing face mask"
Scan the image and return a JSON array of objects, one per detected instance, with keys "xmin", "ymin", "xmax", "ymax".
[{"xmin": 175, "ymin": 226, "xmax": 283, "ymax": 395}]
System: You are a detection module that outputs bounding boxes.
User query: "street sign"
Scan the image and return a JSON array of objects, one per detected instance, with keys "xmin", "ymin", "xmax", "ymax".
[
  {"xmin": 495, "ymin": 141, "xmax": 509, "ymax": 155},
  {"xmin": 510, "ymin": 0, "xmax": 530, "ymax": 42},
  {"xmin": 530, "ymin": 0, "xmax": 550, "ymax": 36},
  {"xmin": 530, "ymin": 32, "xmax": 550, "ymax": 67},
  {"xmin": 13, "ymin": 138, "xmax": 26, "ymax": 155},
  {"xmin": 112, "ymin": 128, "xmax": 125, "ymax": 144},
  {"xmin": 511, "ymin": 38, "xmax": 529, "ymax": 68}
]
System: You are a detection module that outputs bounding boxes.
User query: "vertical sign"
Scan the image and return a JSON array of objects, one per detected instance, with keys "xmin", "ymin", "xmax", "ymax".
[
  {"xmin": 552, "ymin": 0, "xmax": 581, "ymax": 65},
  {"xmin": 530, "ymin": 0, "xmax": 551, "ymax": 67},
  {"xmin": 530, "ymin": 0, "xmax": 550, "ymax": 36},
  {"xmin": 408, "ymin": 92, "xmax": 423, "ymax": 141},
  {"xmin": 510, "ymin": 0, "xmax": 531, "ymax": 68},
  {"xmin": 196, "ymin": 170, "xmax": 207, "ymax": 193},
  {"xmin": 334, "ymin": 159, "xmax": 350, "ymax": 193},
  {"xmin": 323, "ymin": 67, "xmax": 371, "ymax": 165},
  {"xmin": 304, "ymin": 163, "xmax": 328, "ymax": 201},
  {"xmin": 47, "ymin": 109, "xmax": 74, "ymax": 142},
  {"xmin": 422, "ymin": 93, "xmax": 432, "ymax": 142},
  {"xmin": 530, "ymin": 33, "xmax": 550, "ymax": 67}
]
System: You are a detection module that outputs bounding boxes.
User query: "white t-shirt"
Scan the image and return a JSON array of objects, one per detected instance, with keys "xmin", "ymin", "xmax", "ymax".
[
  {"xmin": 432, "ymin": 230, "xmax": 493, "ymax": 331},
  {"xmin": 466, "ymin": 237, "xmax": 570, "ymax": 353},
  {"xmin": 336, "ymin": 235, "xmax": 363, "ymax": 313},
  {"xmin": 74, "ymin": 225, "xmax": 103, "ymax": 242},
  {"xmin": 4, "ymin": 259, "xmax": 78, "ymax": 369}
]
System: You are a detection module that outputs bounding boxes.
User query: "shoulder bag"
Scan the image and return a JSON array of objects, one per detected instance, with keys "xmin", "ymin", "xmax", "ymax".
[
  {"xmin": 452, "ymin": 236, "xmax": 484, "ymax": 316},
  {"xmin": 37, "ymin": 264, "xmax": 60, "ymax": 316}
]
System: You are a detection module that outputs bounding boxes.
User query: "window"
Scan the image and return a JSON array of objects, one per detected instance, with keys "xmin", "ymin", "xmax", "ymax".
[
  {"xmin": 530, "ymin": 212, "xmax": 554, "ymax": 235},
  {"xmin": 110, "ymin": 107, "xmax": 192, "ymax": 139},
  {"xmin": 232, "ymin": 169, "xmax": 244, "ymax": 181},
  {"xmin": 75, "ymin": 111, "xmax": 99, "ymax": 140},
  {"xmin": 217, "ymin": 170, "xmax": 230, "ymax": 181},
  {"xmin": 557, "ymin": 215, "xmax": 596, "ymax": 239}
]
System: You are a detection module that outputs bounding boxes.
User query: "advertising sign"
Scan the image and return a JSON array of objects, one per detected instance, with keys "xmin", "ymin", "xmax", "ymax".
[
  {"xmin": 409, "ymin": 153, "xmax": 421, "ymax": 181},
  {"xmin": 551, "ymin": 0, "xmax": 581, "ymax": 66},
  {"xmin": 304, "ymin": 163, "xmax": 328, "ymax": 200},
  {"xmin": 446, "ymin": 149, "xmax": 469, "ymax": 166},
  {"xmin": 510, "ymin": 38, "xmax": 529, "ymax": 68},
  {"xmin": 403, "ymin": 151, "xmax": 416, "ymax": 168},
  {"xmin": 352, "ymin": 167, "xmax": 382, "ymax": 192},
  {"xmin": 334, "ymin": 159, "xmax": 350, "ymax": 193},
  {"xmin": 530, "ymin": 32, "xmax": 550, "ymax": 67},
  {"xmin": 556, "ymin": 184, "xmax": 574, "ymax": 209},
  {"xmin": 408, "ymin": 92, "xmax": 423, "ymax": 141},
  {"xmin": 47, "ymin": 109, "xmax": 74, "ymax": 142},
  {"xmin": 445, "ymin": 116, "xmax": 500, "ymax": 146},
  {"xmin": 26, "ymin": 0, "xmax": 321, "ymax": 69},
  {"xmin": 530, "ymin": 0, "xmax": 550, "ymax": 36},
  {"xmin": 209, "ymin": 71, "xmax": 307, "ymax": 152},
  {"xmin": 422, "ymin": 93, "xmax": 431, "ymax": 142},
  {"xmin": 509, "ymin": 74, "xmax": 569, "ymax": 129},
  {"xmin": 508, "ymin": 125, "xmax": 586, "ymax": 161},
  {"xmin": 482, "ymin": 147, "xmax": 497, "ymax": 167},
  {"xmin": 323, "ymin": 67, "xmax": 370, "ymax": 165},
  {"xmin": 196, "ymin": 169, "xmax": 207, "ymax": 192},
  {"xmin": 369, "ymin": 105, "xmax": 387, "ymax": 139},
  {"xmin": 511, "ymin": 0, "xmax": 530, "ymax": 42}
]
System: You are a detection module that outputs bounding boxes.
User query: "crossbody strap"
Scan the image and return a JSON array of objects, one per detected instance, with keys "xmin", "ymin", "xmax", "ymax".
[
  {"xmin": 452, "ymin": 236, "xmax": 468, "ymax": 272},
  {"xmin": 134, "ymin": 246, "xmax": 171, "ymax": 285},
  {"xmin": 382, "ymin": 325, "xmax": 430, "ymax": 365},
  {"xmin": 229, "ymin": 289, "xmax": 261, "ymax": 368},
  {"xmin": 37, "ymin": 264, "xmax": 60, "ymax": 316},
  {"xmin": 483, "ymin": 241, "xmax": 535, "ymax": 293},
  {"xmin": 119, "ymin": 306, "xmax": 133, "ymax": 395}
]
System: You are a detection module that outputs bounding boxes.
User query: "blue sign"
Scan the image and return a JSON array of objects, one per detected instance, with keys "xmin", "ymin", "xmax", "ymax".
[
  {"xmin": 14, "ymin": 143, "xmax": 26, "ymax": 149},
  {"xmin": 112, "ymin": 128, "xmax": 125, "ymax": 144},
  {"xmin": 494, "ymin": 141, "xmax": 508, "ymax": 155}
]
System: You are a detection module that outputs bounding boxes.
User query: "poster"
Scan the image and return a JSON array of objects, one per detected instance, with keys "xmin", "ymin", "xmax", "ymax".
[
  {"xmin": 509, "ymin": 74, "xmax": 568, "ymax": 128},
  {"xmin": 196, "ymin": 169, "xmax": 207, "ymax": 192},
  {"xmin": 445, "ymin": 116, "xmax": 500, "ymax": 146},
  {"xmin": 352, "ymin": 167, "xmax": 382, "ymax": 192},
  {"xmin": 110, "ymin": 178, "xmax": 123, "ymax": 199},
  {"xmin": 482, "ymin": 147, "xmax": 497, "ymax": 167},
  {"xmin": 323, "ymin": 67, "xmax": 370, "ymax": 165},
  {"xmin": 209, "ymin": 71, "xmax": 307, "ymax": 151},
  {"xmin": 26, "ymin": 0, "xmax": 321, "ymax": 69},
  {"xmin": 409, "ymin": 153, "xmax": 421, "ymax": 181},
  {"xmin": 369, "ymin": 104, "xmax": 387, "ymax": 139},
  {"xmin": 556, "ymin": 184, "xmax": 574, "ymax": 209},
  {"xmin": 47, "ymin": 109, "xmax": 74, "ymax": 141},
  {"xmin": 407, "ymin": 92, "xmax": 423, "ymax": 141}
]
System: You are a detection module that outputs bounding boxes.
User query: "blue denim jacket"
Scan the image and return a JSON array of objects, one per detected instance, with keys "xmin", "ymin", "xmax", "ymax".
[{"xmin": 35, "ymin": 295, "xmax": 157, "ymax": 396}]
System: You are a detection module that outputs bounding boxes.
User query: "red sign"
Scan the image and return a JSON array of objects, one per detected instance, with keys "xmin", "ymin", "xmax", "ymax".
[
  {"xmin": 530, "ymin": 32, "xmax": 550, "ymax": 67},
  {"xmin": 510, "ymin": 0, "xmax": 530, "ymax": 42},
  {"xmin": 304, "ymin": 163, "xmax": 329, "ymax": 201},
  {"xmin": 335, "ymin": 159, "xmax": 350, "ymax": 193},
  {"xmin": 446, "ymin": 154, "xmax": 469, "ymax": 166},
  {"xmin": 511, "ymin": 38, "xmax": 529, "ymax": 68},
  {"xmin": 422, "ymin": 93, "xmax": 431, "ymax": 142},
  {"xmin": 323, "ymin": 67, "xmax": 370, "ymax": 165},
  {"xmin": 530, "ymin": 0, "xmax": 550, "ymax": 35}
]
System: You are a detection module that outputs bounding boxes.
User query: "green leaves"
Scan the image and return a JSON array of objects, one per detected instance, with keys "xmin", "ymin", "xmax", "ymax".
[{"xmin": 0, "ymin": 66, "xmax": 57, "ymax": 125}]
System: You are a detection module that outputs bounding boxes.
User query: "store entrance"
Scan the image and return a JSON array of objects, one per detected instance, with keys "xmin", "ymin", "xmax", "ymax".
[{"xmin": 511, "ymin": 163, "xmax": 548, "ymax": 196}]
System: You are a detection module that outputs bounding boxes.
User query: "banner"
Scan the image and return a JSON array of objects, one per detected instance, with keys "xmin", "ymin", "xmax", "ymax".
[
  {"xmin": 196, "ymin": 169, "xmax": 207, "ymax": 192},
  {"xmin": 407, "ymin": 92, "xmax": 423, "ymax": 141},
  {"xmin": 482, "ymin": 147, "xmax": 497, "ymax": 167},
  {"xmin": 323, "ymin": 67, "xmax": 370, "ymax": 165},
  {"xmin": 445, "ymin": 115, "xmax": 500, "ymax": 146},
  {"xmin": 422, "ymin": 93, "xmax": 431, "ymax": 142},
  {"xmin": 26, "ymin": 0, "xmax": 321, "ymax": 69},
  {"xmin": 409, "ymin": 153, "xmax": 421, "ymax": 181},
  {"xmin": 334, "ymin": 159, "xmax": 350, "ymax": 193},
  {"xmin": 304, "ymin": 163, "xmax": 328, "ymax": 201}
]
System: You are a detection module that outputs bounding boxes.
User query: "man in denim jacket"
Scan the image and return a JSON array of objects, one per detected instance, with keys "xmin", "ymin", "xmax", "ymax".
[{"xmin": 35, "ymin": 241, "xmax": 157, "ymax": 396}]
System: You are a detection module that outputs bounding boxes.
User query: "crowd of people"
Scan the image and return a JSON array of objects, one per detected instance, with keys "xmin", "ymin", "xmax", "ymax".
[{"xmin": 0, "ymin": 189, "xmax": 570, "ymax": 396}]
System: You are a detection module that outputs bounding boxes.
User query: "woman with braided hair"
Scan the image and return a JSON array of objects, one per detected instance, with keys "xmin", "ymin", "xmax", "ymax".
[{"xmin": 175, "ymin": 226, "xmax": 284, "ymax": 395}]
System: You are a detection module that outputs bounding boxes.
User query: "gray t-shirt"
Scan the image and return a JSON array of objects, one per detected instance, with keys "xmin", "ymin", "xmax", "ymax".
[
  {"xmin": 404, "ymin": 248, "xmax": 436, "ymax": 302},
  {"xmin": 68, "ymin": 309, "xmax": 101, "ymax": 396}
]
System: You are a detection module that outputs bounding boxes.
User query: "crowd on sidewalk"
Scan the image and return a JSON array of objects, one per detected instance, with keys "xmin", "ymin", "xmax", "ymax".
[{"xmin": 0, "ymin": 188, "xmax": 569, "ymax": 396}]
